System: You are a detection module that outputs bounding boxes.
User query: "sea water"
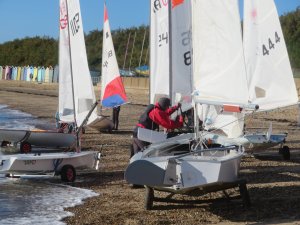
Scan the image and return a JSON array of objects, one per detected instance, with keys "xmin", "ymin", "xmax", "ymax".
[
  {"xmin": 0, "ymin": 105, "xmax": 98, "ymax": 225},
  {"xmin": 0, "ymin": 104, "xmax": 42, "ymax": 130},
  {"xmin": 0, "ymin": 177, "xmax": 98, "ymax": 225}
]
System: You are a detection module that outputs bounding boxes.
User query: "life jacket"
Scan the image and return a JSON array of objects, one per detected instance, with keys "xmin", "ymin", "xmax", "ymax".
[
  {"xmin": 138, "ymin": 104, "xmax": 159, "ymax": 130},
  {"xmin": 133, "ymin": 104, "xmax": 159, "ymax": 138}
]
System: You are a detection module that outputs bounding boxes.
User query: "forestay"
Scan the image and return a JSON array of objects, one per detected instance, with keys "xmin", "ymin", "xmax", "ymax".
[
  {"xmin": 58, "ymin": 0, "xmax": 98, "ymax": 127},
  {"xmin": 101, "ymin": 4, "xmax": 127, "ymax": 108},
  {"xmin": 191, "ymin": 0, "xmax": 249, "ymax": 138},
  {"xmin": 243, "ymin": 0, "xmax": 298, "ymax": 111}
]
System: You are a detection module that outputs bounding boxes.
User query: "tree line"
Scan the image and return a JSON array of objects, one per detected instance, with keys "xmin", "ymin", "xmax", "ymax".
[{"xmin": 0, "ymin": 8, "xmax": 299, "ymax": 71}]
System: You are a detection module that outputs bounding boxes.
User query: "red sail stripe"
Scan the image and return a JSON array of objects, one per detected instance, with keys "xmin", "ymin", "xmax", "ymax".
[
  {"xmin": 104, "ymin": 4, "xmax": 108, "ymax": 22},
  {"xmin": 172, "ymin": 0, "xmax": 184, "ymax": 9}
]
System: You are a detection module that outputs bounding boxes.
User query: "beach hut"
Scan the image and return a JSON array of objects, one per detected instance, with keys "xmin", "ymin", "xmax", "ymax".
[
  {"xmin": 2, "ymin": 67, "xmax": 5, "ymax": 79},
  {"xmin": 0, "ymin": 66, "xmax": 3, "ymax": 79},
  {"xmin": 38, "ymin": 66, "xmax": 45, "ymax": 83},
  {"xmin": 26, "ymin": 66, "xmax": 34, "ymax": 81},
  {"xmin": 5, "ymin": 66, "xmax": 11, "ymax": 80},
  {"xmin": 20, "ymin": 67, "xmax": 24, "ymax": 81},
  {"xmin": 12, "ymin": 66, "xmax": 18, "ymax": 80},
  {"xmin": 44, "ymin": 66, "xmax": 50, "ymax": 83},
  {"xmin": 22, "ymin": 66, "xmax": 27, "ymax": 81},
  {"xmin": 17, "ymin": 66, "xmax": 22, "ymax": 80},
  {"xmin": 53, "ymin": 65, "xmax": 59, "ymax": 83},
  {"xmin": 48, "ymin": 66, "xmax": 54, "ymax": 83},
  {"xmin": 33, "ymin": 66, "xmax": 38, "ymax": 82},
  {"xmin": 37, "ymin": 67, "xmax": 42, "ymax": 83}
]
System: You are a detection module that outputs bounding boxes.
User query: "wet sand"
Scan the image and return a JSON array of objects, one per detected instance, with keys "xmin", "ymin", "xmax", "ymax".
[{"xmin": 0, "ymin": 80, "xmax": 300, "ymax": 225}]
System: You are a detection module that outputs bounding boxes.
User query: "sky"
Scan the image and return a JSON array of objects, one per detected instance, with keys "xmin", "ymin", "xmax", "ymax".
[{"xmin": 0, "ymin": 0, "xmax": 299, "ymax": 44}]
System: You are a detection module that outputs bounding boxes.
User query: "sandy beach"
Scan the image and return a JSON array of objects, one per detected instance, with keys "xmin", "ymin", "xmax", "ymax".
[{"xmin": 0, "ymin": 80, "xmax": 300, "ymax": 225}]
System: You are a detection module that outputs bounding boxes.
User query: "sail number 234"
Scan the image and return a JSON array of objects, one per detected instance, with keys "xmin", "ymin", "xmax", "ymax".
[{"xmin": 262, "ymin": 31, "xmax": 280, "ymax": 56}]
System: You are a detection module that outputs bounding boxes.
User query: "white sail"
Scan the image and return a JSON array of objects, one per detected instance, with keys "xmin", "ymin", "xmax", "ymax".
[
  {"xmin": 59, "ymin": 0, "xmax": 74, "ymax": 124},
  {"xmin": 150, "ymin": 0, "xmax": 170, "ymax": 103},
  {"xmin": 59, "ymin": 0, "xmax": 97, "ymax": 127},
  {"xmin": 191, "ymin": 0, "xmax": 249, "ymax": 138},
  {"xmin": 243, "ymin": 0, "xmax": 298, "ymax": 111},
  {"xmin": 170, "ymin": 0, "xmax": 193, "ymax": 107}
]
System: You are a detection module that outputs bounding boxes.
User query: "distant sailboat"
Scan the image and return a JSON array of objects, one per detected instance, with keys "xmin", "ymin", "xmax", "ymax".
[
  {"xmin": 88, "ymin": 3, "xmax": 127, "ymax": 132},
  {"xmin": 243, "ymin": 0, "xmax": 298, "ymax": 110},
  {"xmin": 100, "ymin": 3, "xmax": 127, "ymax": 108},
  {"xmin": 59, "ymin": 0, "xmax": 98, "ymax": 131},
  {"xmin": 203, "ymin": 0, "xmax": 299, "ymax": 159},
  {"xmin": 0, "ymin": 0, "xmax": 100, "ymax": 182}
]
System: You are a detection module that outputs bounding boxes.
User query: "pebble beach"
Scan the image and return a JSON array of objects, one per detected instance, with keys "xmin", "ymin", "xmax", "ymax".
[{"xmin": 0, "ymin": 80, "xmax": 300, "ymax": 225}]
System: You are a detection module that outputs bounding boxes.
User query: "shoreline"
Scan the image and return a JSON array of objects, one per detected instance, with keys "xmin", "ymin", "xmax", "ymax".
[{"xmin": 0, "ymin": 80, "xmax": 300, "ymax": 224}]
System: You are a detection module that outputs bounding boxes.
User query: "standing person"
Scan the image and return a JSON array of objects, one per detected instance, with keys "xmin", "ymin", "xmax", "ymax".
[
  {"xmin": 112, "ymin": 105, "xmax": 121, "ymax": 130},
  {"xmin": 130, "ymin": 97, "xmax": 183, "ymax": 157}
]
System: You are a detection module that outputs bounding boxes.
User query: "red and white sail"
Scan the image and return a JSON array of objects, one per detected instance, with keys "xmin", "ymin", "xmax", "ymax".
[{"xmin": 101, "ymin": 3, "xmax": 127, "ymax": 108}]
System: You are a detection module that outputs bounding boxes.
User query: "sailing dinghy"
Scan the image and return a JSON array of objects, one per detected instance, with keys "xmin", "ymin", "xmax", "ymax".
[
  {"xmin": 125, "ymin": 0, "xmax": 253, "ymax": 208},
  {"xmin": 197, "ymin": 0, "xmax": 299, "ymax": 159},
  {"xmin": 141, "ymin": 0, "xmax": 299, "ymax": 160},
  {"xmin": 89, "ymin": 3, "xmax": 127, "ymax": 132},
  {"xmin": 240, "ymin": 0, "xmax": 298, "ymax": 158},
  {"xmin": 0, "ymin": 0, "xmax": 100, "ymax": 182}
]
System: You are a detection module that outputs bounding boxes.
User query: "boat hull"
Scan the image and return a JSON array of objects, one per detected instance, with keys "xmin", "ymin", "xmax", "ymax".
[
  {"xmin": 88, "ymin": 116, "xmax": 114, "ymax": 131},
  {"xmin": 125, "ymin": 146, "xmax": 243, "ymax": 193},
  {"xmin": 0, "ymin": 128, "xmax": 76, "ymax": 148},
  {"xmin": 0, "ymin": 151, "xmax": 100, "ymax": 174}
]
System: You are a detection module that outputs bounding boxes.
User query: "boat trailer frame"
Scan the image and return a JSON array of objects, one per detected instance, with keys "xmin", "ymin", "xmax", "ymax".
[{"xmin": 144, "ymin": 179, "xmax": 251, "ymax": 210}]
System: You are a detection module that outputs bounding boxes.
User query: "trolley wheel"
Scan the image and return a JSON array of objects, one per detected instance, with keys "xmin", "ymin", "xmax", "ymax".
[
  {"xmin": 60, "ymin": 165, "xmax": 76, "ymax": 182},
  {"xmin": 20, "ymin": 141, "xmax": 32, "ymax": 153},
  {"xmin": 281, "ymin": 145, "xmax": 290, "ymax": 160},
  {"xmin": 145, "ymin": 186, "xmax": 154, "ymax": 210}
]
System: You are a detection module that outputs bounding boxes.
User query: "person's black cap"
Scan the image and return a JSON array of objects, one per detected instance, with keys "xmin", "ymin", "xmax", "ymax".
[{"xmin": 158, "ymin": 97, "xmax": 171, "ymax": 110}]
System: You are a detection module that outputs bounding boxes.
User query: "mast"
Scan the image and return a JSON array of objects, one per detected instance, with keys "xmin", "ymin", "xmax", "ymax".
[
  {"xmin": 144, "ymin": 44, "xmax": 149, "ymax": 66},
  {"xmin": 65, "ymin": 0, "xmax": 79, "ymax": 150},
  {"xmin": 123, "ymin": 33, "xmax": 131, "ymax": 70},
  {"xmin": 128, "ymin": 31, "xmax": 136, "ymax": 73},
  {"xmin": 65, "ymin": 0, "xmax": 77, "ymax": 129},
  {"xmin": 168, "ymin": 0, "xmax": 172, "ymax": 101},
  {"xmin": 149, "ymin": 0, "xmax": 152, "ymax": 104},
  {"xmin": 138, "ymin": 29, "xmax": 147, "ymax": 68}
]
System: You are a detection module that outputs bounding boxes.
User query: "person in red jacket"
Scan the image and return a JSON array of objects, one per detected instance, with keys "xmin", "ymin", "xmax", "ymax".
[{"xmin": 130, "ymin": 97, "xmax": 183, "ymax": 157}]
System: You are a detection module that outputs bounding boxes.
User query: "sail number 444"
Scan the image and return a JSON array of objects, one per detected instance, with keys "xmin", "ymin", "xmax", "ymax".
[{"xmin": 262, "ymin": 31, "xmax": 281, "ymax": 56}]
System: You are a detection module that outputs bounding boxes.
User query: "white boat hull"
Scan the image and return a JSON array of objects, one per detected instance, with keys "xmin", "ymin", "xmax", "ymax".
[
  {"xmin": 0, "ymin": 151, "xmax": 100, "ymax": 175},
  {"xmin": 125, "ymin": 133, "xmax": 243, "ymax": 193},
  {"xmin": 198, "ymin": 131, "xmax": 287, "ymax": 152}
]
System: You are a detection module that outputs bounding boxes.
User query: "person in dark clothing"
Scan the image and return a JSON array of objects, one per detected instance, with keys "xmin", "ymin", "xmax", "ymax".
[
  {"xmin": 112, "ymin": 106, "xmax": 121, "ymax": 130},
  {"xmin": 130, "ymin": 97, "xmax": 183, "ymax": 157}
]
